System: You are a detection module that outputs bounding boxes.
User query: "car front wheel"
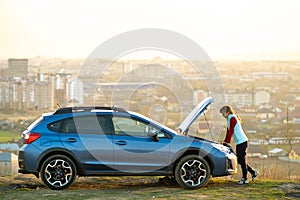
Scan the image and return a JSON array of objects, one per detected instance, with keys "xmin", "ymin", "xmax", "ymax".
[
  {"xmin": 174, "ymin": 155, "xmax": 211, "ymax": 189},
  {"xmin": 40, "ymin": 155, "xmax": 77, "ymax": 190}
]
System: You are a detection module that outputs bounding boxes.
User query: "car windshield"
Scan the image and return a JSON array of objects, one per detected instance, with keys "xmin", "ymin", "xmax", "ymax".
[{"xmin": 129, "ymin": 111, "xmax": 179, "ymax": 136}]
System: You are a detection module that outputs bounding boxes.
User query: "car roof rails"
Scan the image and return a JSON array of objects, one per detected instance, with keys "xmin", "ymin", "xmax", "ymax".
[
  {"xmin": 111, "ymin": 106, "xmax": 127, "ymax": 113},
  {"xmin": 53, "ymin": 106, "xmax": 127, "ymax": 115}
]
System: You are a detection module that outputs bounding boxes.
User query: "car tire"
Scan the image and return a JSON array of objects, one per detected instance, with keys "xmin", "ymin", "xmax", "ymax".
[
  {"xmin": 174, "ymin": 155, "xmax": 211, "ymax": 189},
  {"xmin": 40, "ymin": 155, "xmax": 77, "ymax": 190}
]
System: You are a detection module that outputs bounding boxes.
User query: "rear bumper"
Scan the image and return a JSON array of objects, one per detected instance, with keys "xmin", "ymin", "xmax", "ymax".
[
  {"xmin": 18, "ymin": 150, "xmax": 27, "ymax": 173},
  {"xmin": 18, "ymin": 145, "xmax": 41, "ymax": 175},
  {"xmin": 18, "ymin": 149, "xmax": 39, "ymax": 177},
  {"xmin": 18, "ymin": 150, "xmax": 31, "ymax": 174}
]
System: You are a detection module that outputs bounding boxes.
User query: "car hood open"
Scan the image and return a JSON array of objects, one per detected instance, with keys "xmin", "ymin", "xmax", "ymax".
[{"xmin": 177, "ymin": 97, "xmax": 213, "ymax": 134}]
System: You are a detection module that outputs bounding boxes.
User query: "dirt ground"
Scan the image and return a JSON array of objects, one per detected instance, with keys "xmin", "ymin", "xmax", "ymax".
[
  {"xmin": 0, "ymin": 174, "xmax": 300, "ymax": 199},
  {"xmin": 0, "ymin": 174, "xmax": 162, "ymax": 190}
]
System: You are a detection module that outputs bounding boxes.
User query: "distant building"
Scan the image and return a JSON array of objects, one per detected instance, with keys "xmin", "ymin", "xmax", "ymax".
[
  {"xmin": 289, "ymin": 147, "xmax": 300, "ymax": 161},
  {"xmin": 248, "ymin": 145, "xmax": 265, "ymax": 157},
  {"xmin": 8, "ymin": 59, "xmax": 28, "ymax": 78},
  {"xmin": 0, "ymin": 80, "xmax": 13, "ymax": 109},
  {"xmin": 54, "ymin": 74, "xmax": 71, "ymax": 107},
  {"xmin": 257, "ymin": 108, "xmax": 275, "ymax": 119},
  {"xmin": 68, "ymin": 78, "xmax": 84, "ymax": 105},
  {"xmin": 225, "ymin": 89, "xmax": 270, "ymax": 106},
  {"xmin": 225, "ymin": 89, "xmax": 253, "ymax": 106},
  {"xmin": 0, "ymin": 78, "xmax": 35, "ymax": 111},
  {"xmin": 34, "ymin": 81, "xmax": 52, "ymax": 110},
  {"xmin": 268, "ymin": 148, "xmax": 287, "ymax": 157},
  {"xmin": 55, "ymin": 89, "xmax": 66, "ymax": 107},
  {"xmin": 248, "ymin": 72, "xmax": 289, "ymax": 80},
  {"xmin": 269, "ymin": 137, "xmax": 300, "ymax": 145},
  {"xmin": 254, "ymin": 91, "xmax": 270, "ymax": 106}
]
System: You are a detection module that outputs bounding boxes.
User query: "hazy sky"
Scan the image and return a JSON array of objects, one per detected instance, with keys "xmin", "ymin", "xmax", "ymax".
[{"xmin": 1, "ymin": 0, "xmax": 300, "ymax": 60}]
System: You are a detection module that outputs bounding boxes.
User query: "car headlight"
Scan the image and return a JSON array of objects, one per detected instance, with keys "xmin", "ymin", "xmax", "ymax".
[{"xmin": 211, "ymin": 143, "xmax": 230, "ymax": 154}]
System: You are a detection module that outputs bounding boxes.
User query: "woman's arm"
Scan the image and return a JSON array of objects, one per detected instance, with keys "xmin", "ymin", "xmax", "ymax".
[{"xmin": 224, "ymin": 117, "xmax": 237, "ymax": 143}]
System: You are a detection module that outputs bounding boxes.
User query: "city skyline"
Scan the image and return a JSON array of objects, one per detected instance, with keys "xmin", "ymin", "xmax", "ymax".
[{"xmin": 1, "ymin": 0, "xmax": 300, "ymax": 60}]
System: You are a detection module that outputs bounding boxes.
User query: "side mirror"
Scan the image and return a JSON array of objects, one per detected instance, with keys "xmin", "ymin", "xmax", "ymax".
[
  {"xmin": 147, "ymin": 130, "xmax": 159, "ymax": 142},
  {"xmin": 147, "ymin": 129, "xmax": 157, "ymax": 137}
]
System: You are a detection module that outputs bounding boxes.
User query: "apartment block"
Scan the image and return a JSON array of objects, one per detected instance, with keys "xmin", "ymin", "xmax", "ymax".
[{"xmin": 8, "ymin": 59, "xmax": 28, "ymax": 78}]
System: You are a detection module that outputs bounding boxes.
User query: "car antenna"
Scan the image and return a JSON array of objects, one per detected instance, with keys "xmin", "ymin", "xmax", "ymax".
[{"xmin": 203, "ymin": 111, "xmax": 214, "ymax": 141}]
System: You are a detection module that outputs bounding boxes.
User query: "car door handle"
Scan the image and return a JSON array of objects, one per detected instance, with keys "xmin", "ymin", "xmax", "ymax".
[
  {"xmin": 115, "ymin": 140, "xmax": 127, "ymax": 146},
  {"xmin": 66, "ymin": 138, "xmax": 77, "ymax": 143}
]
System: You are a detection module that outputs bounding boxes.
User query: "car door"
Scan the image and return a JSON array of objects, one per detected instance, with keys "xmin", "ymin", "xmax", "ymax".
[
  {"xmin": 112, "ymin": 115, "xmax": 171, "ymax": 173},
  {"xmin": 59, "ymin": 114, "xmax": 114, "ymax": 172}
]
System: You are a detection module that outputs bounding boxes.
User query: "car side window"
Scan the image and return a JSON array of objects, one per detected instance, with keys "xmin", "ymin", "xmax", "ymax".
[
  {"xmin": 61, "ymin": 118, "xmax": 77, "ymax": 133},
  {"xmin": 47, "ymin": 120, "xmax": 62, "ymax": 132},
  {"xmin": 112, "ymin": 117, "xmax": 148, "ymax": 137},
  {"xmin": 112, "ymin": 116, "xmax": 168, "ymax": 138},
  {"xmin": 61, "ymin": 115, "xmax": 112, "ymax": 134}
]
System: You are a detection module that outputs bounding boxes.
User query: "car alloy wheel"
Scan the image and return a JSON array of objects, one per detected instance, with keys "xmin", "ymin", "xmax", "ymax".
[
  {"xmin": 175, "ymin": 155, "xmax": 211, "ymax": 189},
  {"xmin": 40, "ymin": 155, "xmax": 77, "ymax": 190}
]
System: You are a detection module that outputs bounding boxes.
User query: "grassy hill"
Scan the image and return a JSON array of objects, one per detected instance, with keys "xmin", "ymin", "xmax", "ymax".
[{"xmin": 0, "ymin": 175, "xmax": 299, "ymax": 199}]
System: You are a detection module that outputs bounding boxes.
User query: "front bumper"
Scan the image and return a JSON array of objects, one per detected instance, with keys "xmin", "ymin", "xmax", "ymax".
[{"xmin": 226, "ymin": 153, "xmax": 238, "ymax": 175}]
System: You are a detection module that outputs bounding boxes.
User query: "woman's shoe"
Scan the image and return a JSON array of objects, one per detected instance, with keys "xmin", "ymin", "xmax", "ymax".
[
  {"xmin": 252, "ymin": 171, "xmax": 258, "ymax": 182},
  {"xmin": 237, "ymin": 178, "xmax": 249, "ymax": 185}
]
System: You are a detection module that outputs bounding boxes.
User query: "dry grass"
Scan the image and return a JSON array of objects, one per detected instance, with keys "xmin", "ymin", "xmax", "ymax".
[{"xmin": 0, "ymin": 174, "xmax": 299, "ymax": 199}]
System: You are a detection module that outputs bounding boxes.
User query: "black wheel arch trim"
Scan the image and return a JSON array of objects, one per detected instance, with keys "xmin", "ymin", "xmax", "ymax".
[
  {"xmin": 37, "ymin": 148, "xmax": 84, "ymax": 175},
  {"xmin": 171, "ymin": 147, "xmax": 215, "ymax": 173}
]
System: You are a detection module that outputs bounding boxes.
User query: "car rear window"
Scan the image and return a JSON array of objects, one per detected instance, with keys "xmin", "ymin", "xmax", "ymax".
[
  {"xmin": 47, "ymin": 120, "xmax": 63, "ymax": 132},
  {"xmin": 60, "ymin": 115, "xmax": 113, "ymax": 134}
]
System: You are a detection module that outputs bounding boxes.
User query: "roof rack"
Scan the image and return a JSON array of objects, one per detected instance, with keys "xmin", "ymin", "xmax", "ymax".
[{"xmin": 53, "ymin": 106, "xmax": 127, "ymax": 115}]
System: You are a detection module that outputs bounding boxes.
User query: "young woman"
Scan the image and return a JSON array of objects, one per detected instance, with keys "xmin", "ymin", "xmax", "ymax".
[{"xmin": 220, "ymin": 105, "xmax": 258, "ymax": 184}]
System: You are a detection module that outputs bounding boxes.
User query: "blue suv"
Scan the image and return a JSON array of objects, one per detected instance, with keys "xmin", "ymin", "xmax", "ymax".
[{"xmin": 18, "ymin": 97, "xmax": 237, "ymax": 190}]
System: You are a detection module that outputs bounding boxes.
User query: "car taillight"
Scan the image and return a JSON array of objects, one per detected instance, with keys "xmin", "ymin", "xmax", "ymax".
[{"xmin": 24, "ymin": 132, "xmax": 41, "ymax": 144}]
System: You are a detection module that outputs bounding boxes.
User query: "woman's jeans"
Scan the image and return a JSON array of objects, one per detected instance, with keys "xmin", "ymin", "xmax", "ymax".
[{"xmin": 236, "ymin": 141, "xmax": 255, "ymax": 179}]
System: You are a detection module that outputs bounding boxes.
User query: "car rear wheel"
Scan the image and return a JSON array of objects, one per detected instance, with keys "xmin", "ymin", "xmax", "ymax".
[
  {"xmin": 174, "ymin": 155, "xmax": 211, "ymax": 189},
  {"xmin": 40, "ymin": 155, "xmax": 77, "ymax": 190}
]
